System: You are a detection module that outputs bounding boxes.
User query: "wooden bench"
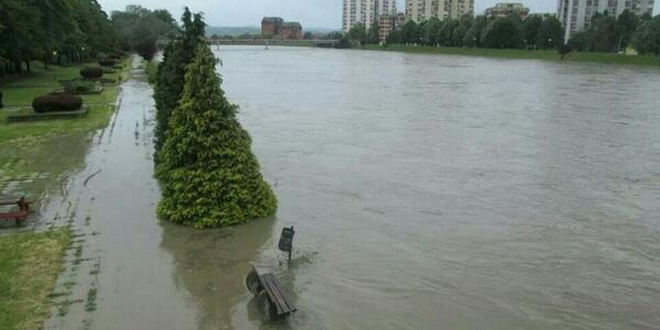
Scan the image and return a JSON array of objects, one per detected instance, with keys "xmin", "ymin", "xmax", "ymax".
[
  {"xmin": 0, "ymin": 196, "xmax": 32, "ymax": 225},
  {"xmin": 0, "ymin": 210, "xmax": 29, "ymax": 224},
  {"xmin": 245, "ymin": 265, "xmax": 296, "ymax": 318}
]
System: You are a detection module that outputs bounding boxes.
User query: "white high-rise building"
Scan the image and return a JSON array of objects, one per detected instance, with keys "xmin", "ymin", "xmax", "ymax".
[
  {"xmin": 405, "ymin": 0, "xmax": 475, "ymax": 22},
  {"xmin": 558, "ymin": 0, "xmax": 655, "ymax": 42},
  {"xmin": 343, "ymin": 0, "xmax": 398, "ymax": 32}
]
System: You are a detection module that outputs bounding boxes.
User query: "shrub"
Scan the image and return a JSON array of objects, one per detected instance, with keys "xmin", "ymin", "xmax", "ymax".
[
  {"xmin": 62, "ymin": 80, "xmax": 98, "ymax": 94},
  {"xmin": 32, "ymin": 93, "xmax": 83, "ymax": 113},
  {"xmin": 156, "ymin": 44, "xmax": 277, "ymax": 228},
  {"xmin": 98, "ymin": 59, "xmax": 116, "ymax": 67},
  {"xmin": 99, "ymin": 77, "xmax": 117, "ymax": 85},
  {"xmin": 80, "ymin": 66, "xmax": 104, "ymax": 79},
  {"xmin": 0, "ymin": 90, "xmax": 3, "ymax": 109}
]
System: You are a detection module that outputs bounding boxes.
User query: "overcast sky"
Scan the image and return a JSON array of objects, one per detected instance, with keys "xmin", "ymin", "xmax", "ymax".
[{"xmin": 97, "ymin": 0, "xmax": 658, "ymax": 29}]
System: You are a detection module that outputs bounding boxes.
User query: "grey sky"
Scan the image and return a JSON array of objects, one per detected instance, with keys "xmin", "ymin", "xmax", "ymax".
[{"xmin": 97, "ymin": 0, "xmax": 658, "ymax": 29}]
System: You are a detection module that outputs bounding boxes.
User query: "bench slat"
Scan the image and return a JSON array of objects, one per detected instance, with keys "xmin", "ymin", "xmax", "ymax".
[
  {"xmin": 0, "ymin": 210, "xmax": 28, "ymax": 220},
  {"xmin": 259, "ymin": 273, "xmax": 296, "ymax": 315},
  {"xmin": 261, "ymin": 274, "xmax": 288, "ymax": 314},
  {"xmin": 267, "ymin": 275, "xmax": 295, "ymax": 313}
]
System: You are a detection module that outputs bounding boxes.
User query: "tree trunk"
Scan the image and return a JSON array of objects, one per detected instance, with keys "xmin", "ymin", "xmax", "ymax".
[{"xmin": 25, "ymin": 60, "xmax": 31, "ymax": 72}]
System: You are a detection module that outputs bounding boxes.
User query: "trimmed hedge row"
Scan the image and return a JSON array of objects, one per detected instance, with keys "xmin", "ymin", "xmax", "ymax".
[
  {"xmin": 80, "ymin": 66, "xmax": 104, "ymax": 79},
  {"xmin": 32, "ymin": 93, "xmax": 83, "ymax": 113}
]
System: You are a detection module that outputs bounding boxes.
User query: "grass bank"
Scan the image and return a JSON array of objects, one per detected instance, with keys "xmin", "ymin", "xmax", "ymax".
[
  {"xmin": 361, "ymin": 45, "xmax": 660, "ymax": 67},
  {"xmin": 0, "ymin": 228, "xmax": 72, "ymax": 330},
  {"xmin": 0, "ymin": 59, "xmax": 131, "ymax": 145}
]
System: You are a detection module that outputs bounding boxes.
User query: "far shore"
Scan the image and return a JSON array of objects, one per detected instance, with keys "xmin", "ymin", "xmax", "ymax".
[{"xmin": 358, "ymin": 44, "xmax": 660, "ymax": 67}]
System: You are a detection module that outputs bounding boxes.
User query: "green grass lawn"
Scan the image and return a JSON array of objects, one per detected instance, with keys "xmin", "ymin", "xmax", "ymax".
[
  {"xmin": 0, "ymin": 228, "xmax": 71, "ymax": 330},
  {"xmin": 0, "ymin": 59, "xmax": 130, "ymax": 145},
  {"xmin": 362, "ymin": 45, "xmax": 660, "ymax": 66}
]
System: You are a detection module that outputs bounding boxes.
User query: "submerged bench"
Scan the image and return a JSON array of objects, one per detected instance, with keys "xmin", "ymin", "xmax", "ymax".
[
  {"xmin": 0, "ymin": 196, "xmax": 33, "ymax": 225},
  {"xmin": 245, "ymin": 265, "xmax": 297, "ymax": 318}
]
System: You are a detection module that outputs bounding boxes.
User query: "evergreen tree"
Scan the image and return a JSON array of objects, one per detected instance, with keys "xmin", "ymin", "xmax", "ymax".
[
  {"xmin": 153, "ymin": 8, "xmax": 205, "ymax": 156},
  {"xmin": 156, "ymin": 43, "xmax": 278, "ymax": 228}
]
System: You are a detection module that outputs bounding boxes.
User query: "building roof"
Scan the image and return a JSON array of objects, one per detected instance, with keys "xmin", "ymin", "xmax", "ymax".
[
  {"xmin": 281, "ymin": 22, "xmax": 302, "ymax": 29},
  {"xmin": 262, "ymin": 17, "xmax": 283, "ymax": 23}
]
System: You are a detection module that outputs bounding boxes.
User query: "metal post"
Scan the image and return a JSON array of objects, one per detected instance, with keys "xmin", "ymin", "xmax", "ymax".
[{"xmin": 278, "ymin": 226, "xmax": 295, "ymax": 266}]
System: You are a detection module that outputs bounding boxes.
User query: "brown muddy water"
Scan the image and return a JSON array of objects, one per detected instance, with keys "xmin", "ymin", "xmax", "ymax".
[{"xmin": 22, "ymin": 49, "xmax": 660, "ymax": 329}]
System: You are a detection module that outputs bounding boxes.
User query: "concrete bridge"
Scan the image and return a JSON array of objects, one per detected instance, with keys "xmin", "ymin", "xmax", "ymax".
[{"xmin": 206, "ymin": 39, "xmax": 339, "ymax": 48}]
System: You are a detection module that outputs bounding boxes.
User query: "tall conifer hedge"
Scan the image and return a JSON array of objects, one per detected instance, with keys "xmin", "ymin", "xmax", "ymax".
[
  {"xmin": 155, "ymin": 42, "xmax": 277, "ymax": 228},
  {"xmin": 153, "ymin": 9, "xmax": 206, "ymax": 156}
]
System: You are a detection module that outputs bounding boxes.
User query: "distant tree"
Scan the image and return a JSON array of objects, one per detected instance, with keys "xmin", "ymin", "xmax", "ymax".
[
  {"xmin": 464, "ymin": 16, "xmax": 487, "ymax": 47},
  {"xmin": 632, "ymin": 15, "xmax": 660, "ymax": 55},
  {"xmin": 367, "ymin": 20, "xmax": 380, "ymax": 44},
  {"xmin": 587, "ymin": 12, "xmax": 618, "ymax": 52},
  {"xmin": 439, "ymin": 19, "xmax": 459, "ymax": 46},
  {"xmin": 452, "ymin": 16, "xmax": 473, "ymax": 47},
  {"xmin": 111, "ymin": 5, "xmax": 177, "ymax": 59},
  {"xmin": 386, "ymin": 29, "xmax": 401, "ymax": 44},
  {"xmin": 481, "ymin": 17, "xmax": 524, "ymax": 49},
  {"xmin": 568, "ymin": 31, "xmax": 588, "ymax": 51},
  {"xmin": 156, "ymin": 43, "xmax": 277, "ymax": 228},
  {"xmin": 348, "ymin": 22, "xmax": 367, "ymax": 44},
  {"xmin": 423, "ymin": 17, "xmax": 442, "ymax": 45},
  {"xmin": 303, "ymin": 32, "xmax": 313, "ymax": 40},
  {"xmin": 536, "ymin": 16, "xmax": 563, "ymax": 49},
  {"xmin": 615, "ymin": 9, "xmax": 639, "ymax": 50},
  {"xmin": 523, "ymin": 15, "xmax": 543, "ymax": 49},
  {"xmin": 400, "ymin": 20, "xmax": 420, "ymax": 44}
]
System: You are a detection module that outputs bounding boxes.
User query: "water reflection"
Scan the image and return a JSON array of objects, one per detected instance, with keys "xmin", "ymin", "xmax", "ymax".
[{"xmin": 160, "ymin": 216, "xmax": 276, "ymax": 329}]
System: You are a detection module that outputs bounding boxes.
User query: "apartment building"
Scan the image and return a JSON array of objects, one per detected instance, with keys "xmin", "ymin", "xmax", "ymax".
[
  {"xmin": 557, "ymin": 0, "xmax": 655, "ymax": 41},
  {"xmin": 405, "ymin": 0, "xmax": 475, "ymax": 22},
  {"xmin": 342, "ymin": 0, "xmax": 398, "ymax": 31}
]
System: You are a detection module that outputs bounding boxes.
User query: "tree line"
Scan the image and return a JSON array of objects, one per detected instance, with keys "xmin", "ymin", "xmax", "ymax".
[
  {"xmin": 153, "ymin": 8, "xmax": 277, "ymax": 228},
  {"xmin": 0, "ymin": 1, "xmax": 177, "ymax": 76},
  {"xmin": 348, "ymin": 10, "xmax": 660, "ymax": 55}
]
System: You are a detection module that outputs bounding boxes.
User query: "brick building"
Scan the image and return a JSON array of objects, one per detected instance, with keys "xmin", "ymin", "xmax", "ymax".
[
  {"xmin": 378, "ymin": 13, "xmax": 406, "ymax": 43},
  {"xmin": 279, "ymin": 22, "xmax": 303, "ymax": 40},
  {"xmin": 261, "ymin": 17, "xmax": 303, "ymax": 40},
  {"xmin": 261, "ymin": 17, "xmax": 284, "ymax": 37}
]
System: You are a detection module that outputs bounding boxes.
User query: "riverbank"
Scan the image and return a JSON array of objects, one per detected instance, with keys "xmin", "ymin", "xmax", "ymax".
[
  {"xmin": 0, "ymin": 228, "xmax": 71, "ymax": 330},
  {"xmin": 0, "ymin": 59, "xmax": 131, "ymax": 330},
  {"xmin": 361, "ymin": 44, "xmax": 660, "ymax": 66}
]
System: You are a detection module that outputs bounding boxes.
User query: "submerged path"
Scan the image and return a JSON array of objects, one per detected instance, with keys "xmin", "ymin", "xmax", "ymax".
[{"xmin": 41, "ymin": 57, "xmax": 282, "ymax": 329}]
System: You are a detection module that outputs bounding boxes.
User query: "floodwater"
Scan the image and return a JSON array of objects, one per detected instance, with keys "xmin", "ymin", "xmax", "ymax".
[{"xmin": 33, "ymin": 48, "xmax": 660, "ymax": 329}]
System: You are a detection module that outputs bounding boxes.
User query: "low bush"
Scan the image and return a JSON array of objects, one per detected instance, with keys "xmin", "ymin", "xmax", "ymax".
[
  {"xmin": 98, "ymin": 59, "xmax": 116, "ymax": 67},
  {"xmin": 32, "ymin": 93, "xmax": 83, "ymax": 113},
  {"xmin": 62, "ymin": 80, "xmax": 99, "ymax": 94},
  {"xmin": 80, "ymin": 66, "xmax": 104, "ymax": 79},
  {"xmin": 98, "ymin": 77, "xmax": 117, "ymax": 85},
  {"xmin": 101, "ymin": 67, "xmax": 116, "ymax": 74}
]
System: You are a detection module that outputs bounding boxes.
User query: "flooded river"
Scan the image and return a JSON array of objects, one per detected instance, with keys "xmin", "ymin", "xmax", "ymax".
[{"xmin": 38, "ymin": 48, "xmax": 660, "ymax": 329}]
